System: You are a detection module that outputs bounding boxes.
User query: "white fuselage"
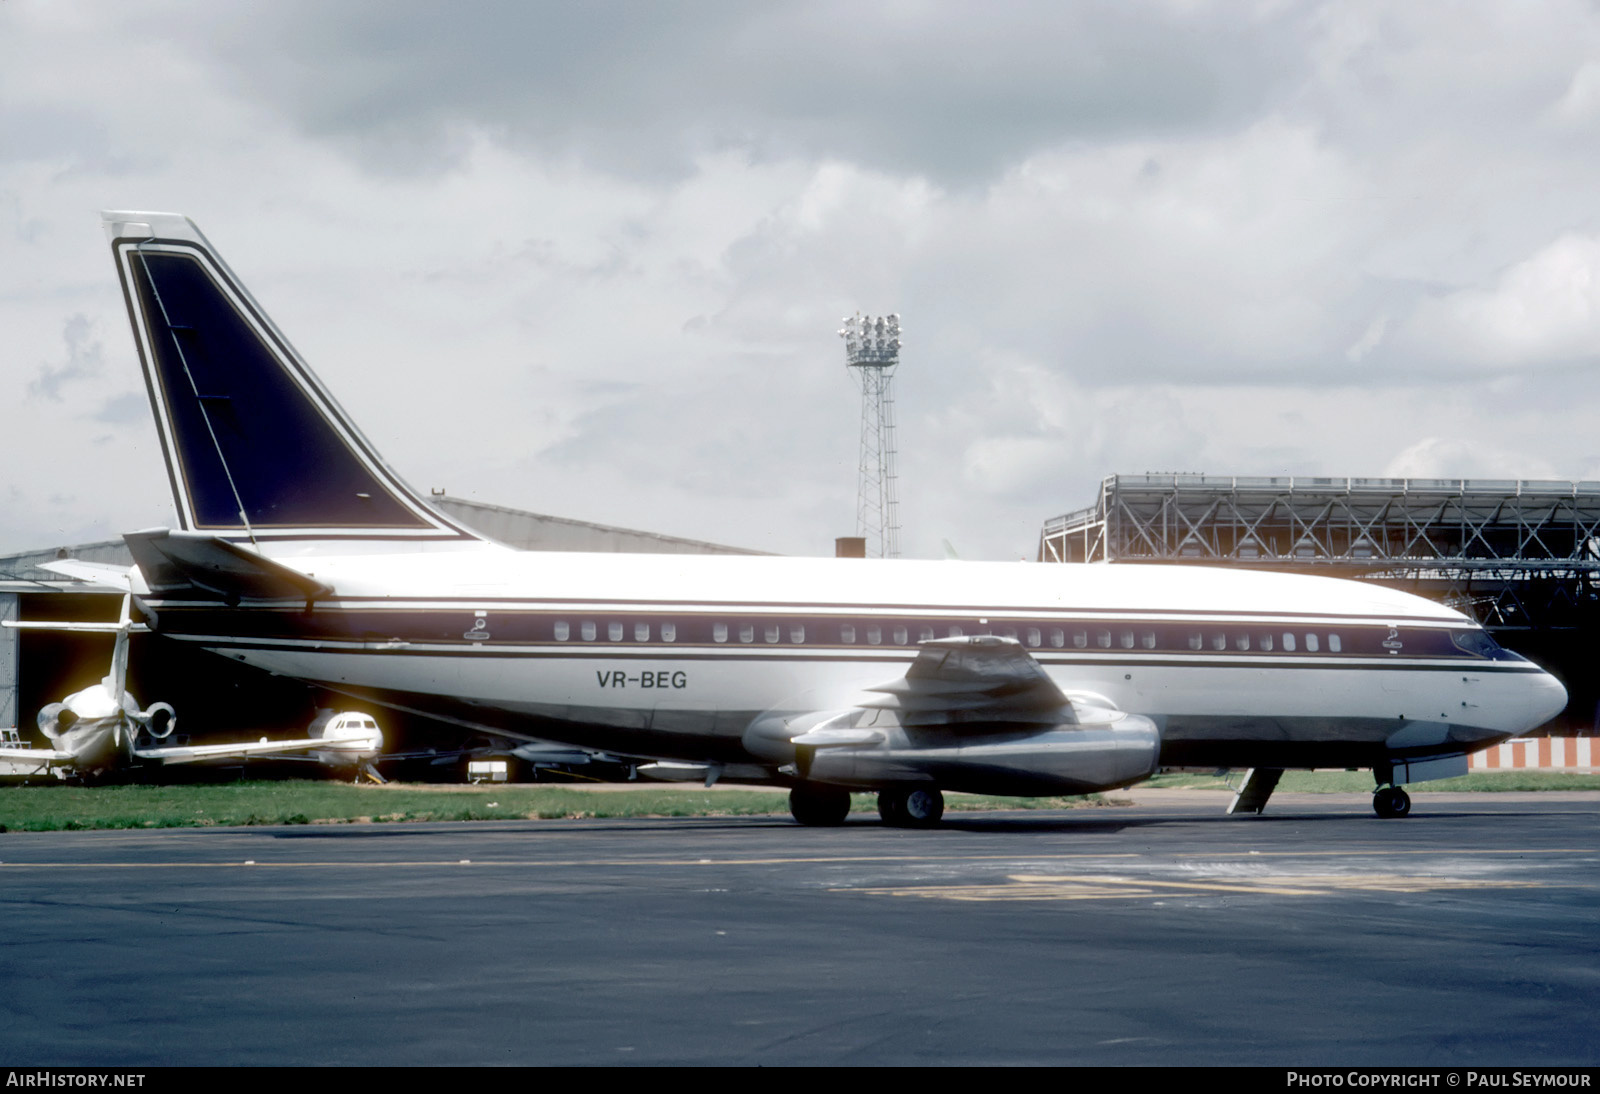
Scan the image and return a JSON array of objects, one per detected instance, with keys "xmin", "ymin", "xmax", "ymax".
[{"xmin": 133, "ymin": 545, "xmax": 1569, "ymax": 773}]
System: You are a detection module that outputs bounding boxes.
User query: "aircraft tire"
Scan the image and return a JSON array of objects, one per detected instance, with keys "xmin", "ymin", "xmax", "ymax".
[
  {"xmin": 790, "ymin": 784, "xmax": 851, "ymax": 826},
  {"xmin": 877, "ymin": 789, "xmax": 906, "ymax": 825},
  {"xmin": 879, "ymin": 786, "xmax": 944, "ymax": 827},
  {"xmin": 900, "ymin": 787, "xmax": 944, "ymax": 827},
  {"xmin": 1372, "ymin": 786, "xmax": 1412, "ymax": 818}
]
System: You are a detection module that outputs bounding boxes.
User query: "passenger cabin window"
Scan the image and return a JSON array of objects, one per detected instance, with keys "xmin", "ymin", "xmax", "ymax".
[
  {"xmin": 662, "ymin": 623, "xmax": 676, "ymax": 643},
  {"xmin": 1073, "ymin": 629, "xmax": 1087, "ymax": 648},
  {"xmin": 766, "ymin": 625, "xmax": 780, "ymax": 644},
  {"xmin": 1141, "ymin": 632, "xmax": 1156, "ymax": 650},
  {"xmin": 554, "ymin": 621, "xmax": 570, "ymax": 641},
  {"xmin": 1235, "ymin": 634, "xmax": 1250, "ymax": 651},
  {"xmin": 1306, "ymin": 634, "xmax": 1319, "ymax": 652},
  {"xmin": 635, "ymin": 623, "xmax": 649, "ymax": 642},
  {"xmin": 739, "ymin": 624, "xmax": 754, "ymax": 644},
  {"xmin": 866, "ymin": 626, "xmax": 882, "ymax": 645},
  {"xmin": 1328, "ymin": 634, "xmax": 1341, "ymax": 653},
  {"xmin": 1096, "ymin": 630, "xmax": 1112, "ymax": 649},
  {"xmin": 841, "ymin": 624, "xmax": 856, "ymax": 644},
  {"xmin": 894, "ymin": 626, "xmax": 909, "ymax": 645},
  {"xmin": 1260, "ymin": 633, "xmax": 1274, "ymax": 651},
  {"xmin": 608, "ymin": 622, "xmax": 623, "ymax": 642},
  {"xmin": 1026, "ymin": 628, "xmax": 1041, "ymax": 647},
  {"xmin": 582, "ymin": 621, "xmax": 597, "ymax": 642},
  {"xmin": 791, "ymin": 625, "xmax": 806, "ymax": 644},
  {"xmin": 1282, "ymin": 633, "xmax": 1296, "ymax": 652},
  {"xmin": 713, "ymin": 623, "xmax": 728, "ymax": 643},
  {"xmin": 1050, "ymin": 629, "xmax": 1065, "ymax": 648},
  {"xmin": 948, "ymin": 626, "xmax": 963, "ymax": 638},
  {"xmin": 1189, "ymin": 632, "xmax": 1203, "ymax": 651},
  {"xmin": 919, "ymin": 626, "xmax": 935, "ymax": 642}
]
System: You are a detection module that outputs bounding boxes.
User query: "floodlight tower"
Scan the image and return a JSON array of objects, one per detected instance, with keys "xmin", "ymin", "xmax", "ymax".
[{"xmin": 839, "ymin": 312, "xmax": 902, "ymax": 559}]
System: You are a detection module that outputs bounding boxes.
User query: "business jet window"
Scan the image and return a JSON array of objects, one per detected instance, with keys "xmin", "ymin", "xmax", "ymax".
[
  {"xmin": 1026, "ymin": 627, "xmax": 1041, "ymax": 647},
  {"xmin": 1328, "ymin": 634, "xmax": 1341, "ymax": 652},
  {"xmin": 1282, "ymin": 633, "xmax": 1297, "ymax": 652},
  {"xmin": 998, "ymin": 626, "xmax": 1017, "ymax": 640},
  {"xmin": 1119, "ymin": 630, "xmax": 1135, "ymax": 650},
  {"xmin": 841, "ymin": 624, "xmax": 856, "ymax": 643},
  {"xmin": 1141, "ymin": 632, "xmax": 1156, "ymax": 650},
  {"xmin": 862, "ymin": 626, "xmax": 879, "ymax": 645},
  {"xmin": 1211, "ymin": 633, "xmax": 1227, "ymax": 651},
  {"xmin": 893, "ymin": 626, "xmax": 909, "ymax": 645},
  {"xmin": 554, "ymin": 621, "xmax": 570, "ymax": 641},
  {"xmin": 739, "ymin": 624, "xmax": 754, "ymax": 643},
  {"xmin": 1096, "ymin": 630, "xmax": 1112, "ymax": 649},
  {"xmin": 765, "ymin": 625, "xmax": 780, "ymax": 644},
  {"xmin": 791, "ymin": 625, "xmax": 806, "ymax": 643},
  {"xmin": 607, "ymin": 622, "xmax": 622, "ymax": 642},
  {"xmin": 1305, "ymin": 634, "xmax": 1320, "ymax": 652},
  {"xmin": 662, "ymin": 623, "xmax": 677, "ymax": 643},
  {"xmin": 948, "ymin": 625, "xmax": 963, "ymax": 638},
  {"xmin": 1259, "ymin": 632, "xmax": 1274, "ymax": 651},
  {"xmin": 635, "ymin": 623, "xmax": 650, "ymax": 642},
  {"xmin": 1049, "ymin": 629, "xmax": 1064, "ymax": 648},
  {"xmin": 713, "ymin": 623, "xmax": 728, "ymax": 643},
  {"xmin": 1188, "ymin": 632, "xmax": 1203, "ymax": 651},
  {"xmin": 581, "ymin": 621, "xmax": 597, "ymax": 641},
  {"xmin": 919, "ymin": 626, "xmax": 935, "ymax": 642},
  {"xmin": 1073, "ymin": 629, "xmax": 1087, "ymax": 648},
  {"xmin": 1235, "ymin": 634, "xmax": 1250, "ymax": 651}
]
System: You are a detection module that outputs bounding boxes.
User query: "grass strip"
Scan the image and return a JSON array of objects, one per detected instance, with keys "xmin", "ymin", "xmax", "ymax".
[{"xmin": 0, "ymin": 770, "xmax": 1592, "ymax": 831}]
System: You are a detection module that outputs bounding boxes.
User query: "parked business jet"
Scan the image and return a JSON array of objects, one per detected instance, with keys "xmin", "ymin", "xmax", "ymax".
[
  {"xmin": 0, "ymin": 585, "xmax": 375, "ymax": 780},
  {"xmin": 93, "ymin": 211, "xmax": 1567, "ymax": 823}
]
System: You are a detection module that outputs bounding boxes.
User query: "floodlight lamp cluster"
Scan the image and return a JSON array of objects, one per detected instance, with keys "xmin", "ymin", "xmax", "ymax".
[{"xmin": 839, "ymin": 313, "xmax": 902, "ymax": 367}]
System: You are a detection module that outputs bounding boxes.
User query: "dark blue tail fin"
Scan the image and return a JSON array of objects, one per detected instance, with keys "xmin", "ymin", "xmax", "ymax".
[{"xmin": 103, "ymin": 211, "xmax": 477, "ymax": 548}]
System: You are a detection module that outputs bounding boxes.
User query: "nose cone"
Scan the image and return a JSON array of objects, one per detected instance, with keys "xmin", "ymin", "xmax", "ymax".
[{"xmin": 1526, "ymin": 670, "xmax": 1569, "ymax": 731}]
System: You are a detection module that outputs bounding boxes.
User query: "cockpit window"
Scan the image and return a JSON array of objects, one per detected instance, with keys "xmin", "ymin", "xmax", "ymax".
[{"xmin": 1452, "ymin": 629, "xmax": 1503, "ymax": 658}]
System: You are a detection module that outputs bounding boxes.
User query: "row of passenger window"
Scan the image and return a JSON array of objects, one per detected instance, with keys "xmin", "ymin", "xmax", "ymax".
[{"xmin": 549, "ymin": 619, "xmax": 1343, "ymax": 653}]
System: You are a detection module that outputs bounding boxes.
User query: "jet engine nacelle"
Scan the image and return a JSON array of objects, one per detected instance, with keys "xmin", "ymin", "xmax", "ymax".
[
  {"xmin": 800, "ymin": 716, "xmax": 1161, "ymax": 797},
  {"xmin": 38, "ymin": 703, "xmax": 72, "ymax": 741},
  {"xmin": 139, "ymin": 702, "xmax": 177, "ymax": 740}
]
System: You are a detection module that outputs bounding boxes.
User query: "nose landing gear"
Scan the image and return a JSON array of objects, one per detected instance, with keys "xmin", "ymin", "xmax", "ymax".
[{"xmin": 1372, "ymin": 785, "xmax": 1411, "ymax": 818}]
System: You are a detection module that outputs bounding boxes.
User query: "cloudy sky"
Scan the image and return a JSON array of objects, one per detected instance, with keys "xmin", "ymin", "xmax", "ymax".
[{"xmin": 7, "ymin": 1, "xmax": 1600, "ymax": 560}]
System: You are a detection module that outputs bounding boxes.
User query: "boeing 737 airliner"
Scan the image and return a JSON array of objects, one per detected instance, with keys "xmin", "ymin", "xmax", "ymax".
[{"xmin": 93, "ymin": 211, "xmax": 1567, "ymax": 825}]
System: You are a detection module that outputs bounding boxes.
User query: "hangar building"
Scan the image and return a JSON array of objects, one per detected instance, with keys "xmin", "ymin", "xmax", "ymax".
[
  {"xmin": 0, "ymin": 497, "xmax": 766, "ymax": 762},
  {"xmin": 1039, "ymin": 474, "xmax": 1600, "ymax": 729}
]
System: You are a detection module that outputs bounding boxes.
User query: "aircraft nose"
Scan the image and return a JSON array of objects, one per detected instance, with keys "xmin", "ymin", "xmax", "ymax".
[{"xmin": 1528, "ymin": 670, "xmax": 1569, "ymax": 730}]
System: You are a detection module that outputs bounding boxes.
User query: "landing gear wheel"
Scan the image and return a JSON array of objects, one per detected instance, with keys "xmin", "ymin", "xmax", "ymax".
[
  {"xmin": 789, "ymin": 784, "xmax": 851, "ymax": 826},
  {"xmin": 878, "ymin": 786, "xmax": 945, "ymax": 828},
  {"xmin": 1373, "ymin": 786, "xmax": 1412, "ymax": 818},
  {"xmin": 877, "ymin": 789, "xmax": 905, "ymax": 825}
]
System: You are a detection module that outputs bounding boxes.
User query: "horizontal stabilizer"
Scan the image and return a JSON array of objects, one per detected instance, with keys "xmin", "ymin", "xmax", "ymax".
[
  {"xmin": 125, "ymin": 528, "xmax": 330, "ymax": 604},
  {"xmin": 37, "ymin": 560, "xmax": 134, "ymax": 590}
]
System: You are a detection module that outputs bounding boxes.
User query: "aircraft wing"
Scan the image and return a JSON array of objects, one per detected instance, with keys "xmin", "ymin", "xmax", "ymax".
[
  {"xmin": 135, "ymin": 732, "xmax": 372, "ymax": 765},
  {"xmin": 851, "ymin": 635, "xmax": 1114, "ymax": 728},
  {"xmin": 0, "ymin": 747, "xmax": 79, "ymax": 767},
  {"xmin": 747, "ymin": 636, "xmax": 1160, "ymax": 795}
]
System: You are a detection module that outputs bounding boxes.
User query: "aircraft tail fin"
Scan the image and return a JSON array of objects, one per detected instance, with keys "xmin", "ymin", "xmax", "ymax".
[{"xmin": 101, "ymin": 211, "xmax": 480, "ymax": 550}]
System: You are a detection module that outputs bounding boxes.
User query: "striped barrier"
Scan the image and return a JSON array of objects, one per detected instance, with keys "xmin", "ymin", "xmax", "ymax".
[{"xmin": 1471, "ymin": 736, "xmax": 1596, "ymax": 770}]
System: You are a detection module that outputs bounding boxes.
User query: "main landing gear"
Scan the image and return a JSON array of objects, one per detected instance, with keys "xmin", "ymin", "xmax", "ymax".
[
  {"xmin": 788, "ymin": 783, "xmax": 851, "ymax": 826},
  {"xmin": 787, "ymin": 784, "xmax": 949, "ymax": 827},
  {"xmin": 1372, "ymin": 785, "xmax": 1411, "ymax": 819},
  {"xmin": 877, "ymin": 786, "xmax": 945, "ymax": 828}
]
